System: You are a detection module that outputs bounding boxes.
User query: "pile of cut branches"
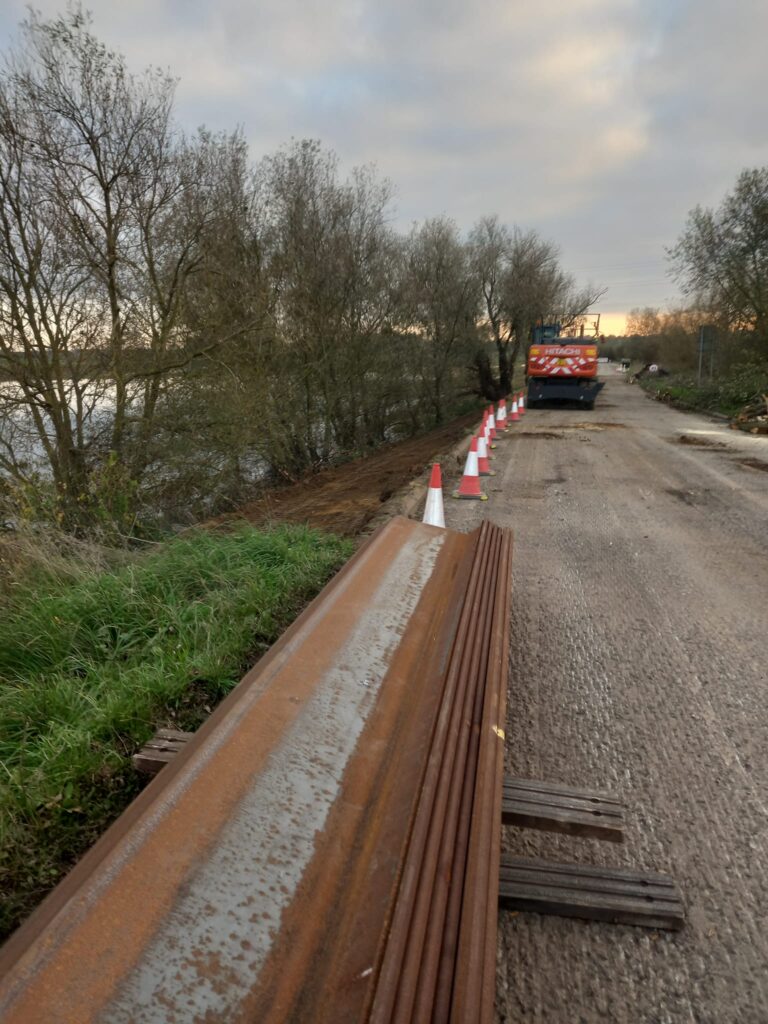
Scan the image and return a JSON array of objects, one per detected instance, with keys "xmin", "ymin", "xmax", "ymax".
[{"xmin": 732, "ymin": 394, "xmax": 768, "ymax": 434}]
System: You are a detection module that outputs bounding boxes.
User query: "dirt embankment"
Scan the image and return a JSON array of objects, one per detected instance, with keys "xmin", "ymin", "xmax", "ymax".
[{"xmin": 209, "ymin": 412, "xmax": 477, "ymax": 536}]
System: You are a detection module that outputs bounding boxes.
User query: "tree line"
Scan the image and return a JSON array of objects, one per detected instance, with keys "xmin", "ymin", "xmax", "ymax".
[
  {"xmin": 609, "ymin": 169, "xmax": 768, "ymax": 372},
  {"xmin": 0, "ymin": 10, "xmax": 600, "ymax": 535}
]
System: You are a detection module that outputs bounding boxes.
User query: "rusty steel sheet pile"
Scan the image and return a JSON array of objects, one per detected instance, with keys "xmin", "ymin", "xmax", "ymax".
[{"xmin": 0, "ymin": 516, "xmax": 512, "ymax": 1024}]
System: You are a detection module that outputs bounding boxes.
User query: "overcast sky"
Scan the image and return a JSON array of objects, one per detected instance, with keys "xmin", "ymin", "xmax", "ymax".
[{"xmin": 2, "ymin": 0, "xmax": 767, "ymax": 334}]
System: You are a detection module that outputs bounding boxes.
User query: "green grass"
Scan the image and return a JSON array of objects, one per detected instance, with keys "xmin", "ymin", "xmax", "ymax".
[
  {"xmin": 641, "ymin": 364, "xmax": 768, "ymax": 418},
  {"xmin": 0, "ymin": 524, "xmax": 353, "ymax": 941}
]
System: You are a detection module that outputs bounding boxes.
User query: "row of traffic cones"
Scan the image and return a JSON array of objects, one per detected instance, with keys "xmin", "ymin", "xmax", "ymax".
[
  {"xmin": 453, "ymin": 391, "xmax": 525, "ymax": 501},
  {"xmin": 422, "ymin": 391, "xmax": 527, "ymax": 526}
]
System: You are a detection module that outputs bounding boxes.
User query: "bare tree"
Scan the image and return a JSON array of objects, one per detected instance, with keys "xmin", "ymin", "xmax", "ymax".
[
  {"xmin": 622, "ymin": 306, "xmax": 716, "ymax": 371},
  {"xmin": 669, "ymin": 167, "xmax": 768, "ymax": 356},
  {"xmin": 402, "ymin": 217, "xmax": 478, "ymax": 424},
  {"xmin": 469, "ymin": 217, "xmax": 604, "ymax": 396},
  {"xmin": 626, "ymin": 307, "xmax": 662, "ymax": 338},
  {"xmin": 0, "ymin": 9, "xmax": 252, "ymax": 529},
  {"xmin": 254, "ymin": 140, "xmax": 402, "ymax": 473},
  {"xmin": 467, "ymin": 215, "xmax": 512, "ymax": 398}
]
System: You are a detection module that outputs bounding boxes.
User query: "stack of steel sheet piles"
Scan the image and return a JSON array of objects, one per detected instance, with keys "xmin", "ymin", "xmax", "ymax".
[
  {"xmin": 369, "ymin": 519, "xmax": 512, "ymax": 1024},
  {"xmin": 0, "ymin": 516, "xmax": 512, "ymax": 1024}
]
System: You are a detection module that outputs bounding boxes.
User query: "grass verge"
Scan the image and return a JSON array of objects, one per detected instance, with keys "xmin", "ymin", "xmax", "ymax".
[
  {"xmin": 0, "ymin": 524, "xmax": 353, "ymax": 942},
  {"xmin": 640, "ymin": 364, "xmax": 768, "ymax": 419}
]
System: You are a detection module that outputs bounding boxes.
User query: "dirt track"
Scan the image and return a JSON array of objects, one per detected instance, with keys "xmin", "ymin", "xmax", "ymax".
[
  {"xmin": 209, "ymin": 412, "xmax": 476, "ymax": 536},
  {"xmin": 444, "ymin": 377, "xmax": 768, "ymax": 1023}
]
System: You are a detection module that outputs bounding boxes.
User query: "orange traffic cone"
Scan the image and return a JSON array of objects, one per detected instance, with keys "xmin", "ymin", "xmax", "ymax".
[
  {"xmin": 487, "ymin": 405, "xmax": 498, "ymax": 440},
  {"xmin": 518, "ymin": 391, "xmax": 526, "ymax": 415},
  {"xmin": 476, "ymin": 432, "xmax": 495, "ymax": 476},
  {"xmin": 509, "ymin": 397, "xmax": 520, "ymax": 422},
  {"xmin": 496, "ymin": 399, "xmax": 508, "ymax": 429},
  {"xmin": 482, "ymin": 411, "xmax": 496, "ymax": 451},
  {"xmin": 453, "ymin": 438, "xmax": 488, "ymax": 500},
  {"xmin": 422, "ymin": 463, "xmax": 445, "ymax": 527}
]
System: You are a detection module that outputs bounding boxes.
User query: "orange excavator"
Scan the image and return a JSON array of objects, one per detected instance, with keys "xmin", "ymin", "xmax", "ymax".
[{"xmin": 526, "ymin": 315, "xmax": 605, "ymax": 409}]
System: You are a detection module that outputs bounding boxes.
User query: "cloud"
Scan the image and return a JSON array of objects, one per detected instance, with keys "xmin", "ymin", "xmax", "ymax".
[{"xmin": 0, "ymin": 0, "xmax": 767, "ymax": 316}]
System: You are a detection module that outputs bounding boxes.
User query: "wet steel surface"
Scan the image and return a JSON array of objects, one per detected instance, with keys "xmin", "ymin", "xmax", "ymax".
[{"xmin": 0, "ymin": 515, "xmax": 513, "ymax": 1024}]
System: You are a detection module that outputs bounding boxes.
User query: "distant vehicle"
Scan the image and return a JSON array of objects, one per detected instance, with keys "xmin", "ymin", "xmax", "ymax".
[{"xmin": 525, "ymin": 315, "xmax": 605, "ymax": 409}]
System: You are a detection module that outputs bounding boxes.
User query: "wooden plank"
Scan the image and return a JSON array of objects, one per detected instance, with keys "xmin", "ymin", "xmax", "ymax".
[
  {"xmin": 503, "ymin": 777, "xmax": 622, "ymax": 805},
  {"xmin": 499, "ymin": 855, "xmax": 684, "ymax": 931},
  {"xmin": 132, "ymin": 751, "xmax": 177, "ymax": 775},
  {"xmin": 501, "ymin": 858, "xmax": 674, "ymax": 887},
  {"xmin": 141, "ymin": 738, "xmax": 189, "ymax": 753},
  {"xmin": 154, "ymin": 728, "xmax": 194, "ymax": 742},
  {"xmin": 502, "ymin": 776, "xmax": 625, "ymax": 842},
  {"xmin": 500, "ymin": 862, "xmax": 676, "ymax": 898},
  {"xmin": 502, "ymin": 778, "xmax": 623, "ymax": 812},
  {"xmin": 132, "ymin": 729, "xmax": 194, "ymax": 775},
  {"xmin": 502, "ymin": 790, "xmax": 624, "ymax": 818},
  {"xmin": 502, "ymin": 801, "xmax": 624, "ymax": 841}
]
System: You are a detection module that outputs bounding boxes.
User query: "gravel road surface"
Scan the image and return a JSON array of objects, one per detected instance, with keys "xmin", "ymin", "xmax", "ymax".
[{"xmin": 443, "ymin": 377, "xmax": 768, "ymax": 1023}]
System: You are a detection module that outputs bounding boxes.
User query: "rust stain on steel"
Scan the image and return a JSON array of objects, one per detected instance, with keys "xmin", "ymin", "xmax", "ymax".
[
  {"xmin": 366, "ymin": 520, "xmax": 513, "ymax": 1024},
  {"xmin": 0, "ymin": 518, "xmax": 449, "ymax": 1024},
  {"xmin": 244, "ymin": 527, "xmax": 476, "ymax": 1023},
  {"xmin": 394, "ymin": 525, "xmax": 498, "ymax": 1022},
  {"xmin": 0, "ymin": 516, "xmax": 514, "ymax": 1024},
  {"xmin": 452, "ymin": 527, "xmax": 512, "ymax": 1022},
  {"xmin": 430, "ymin": 526, "xmax": 502, "ymax": 1024},
  {"xmin": 106, "ymin": 524, "xmax": 446, "ymax": 1023},
  {"xmin": 409, "ymin": 523, "xmax": 501, "ymax": 1024},
  {"xmin": 367, "ymin": 521, "xmax": 490, "ymax": 1022}
]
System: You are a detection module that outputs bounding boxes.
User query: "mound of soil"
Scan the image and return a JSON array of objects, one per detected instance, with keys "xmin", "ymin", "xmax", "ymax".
[
  {"xmin": 546, "ymin": 422, "xmax": 627, "ymax": 431},
  {"xmin": 678, "ymin": 434, "xmax": 727, "ymax": 449}
]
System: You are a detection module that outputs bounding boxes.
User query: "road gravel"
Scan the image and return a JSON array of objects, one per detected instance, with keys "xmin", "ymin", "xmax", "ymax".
[{"xmin": 443, "ymin": 378, "xmax": 768, "ymax": 1023}]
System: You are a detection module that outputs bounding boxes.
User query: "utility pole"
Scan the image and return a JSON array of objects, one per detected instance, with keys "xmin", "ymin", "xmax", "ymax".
[
  {"xmin": 697, "ymin": 326, "xmax": 704, "ymax": 386},
  {"xmin": 697, "ymin": 325, "xmax": 716, "ymax": 385}
]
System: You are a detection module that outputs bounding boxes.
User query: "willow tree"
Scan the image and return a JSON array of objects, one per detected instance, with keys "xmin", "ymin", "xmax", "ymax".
[
  {"xmin": 254, "ymin": 140, "xmax": 402, "ymax": 473},
  {"xmin": 669, "ymin": 168, "xmax": 768, "ymax": 356},
  {"xmin": 469, "ymin": 215, "xmax": 603, "ymax": 396},
  {"xmin": 402, "ymin": 217, "xmax": 479, "ymax": 424},
  {"xmin": 0, "ymin": 10, "xmax": 251, "ymax": 530}
]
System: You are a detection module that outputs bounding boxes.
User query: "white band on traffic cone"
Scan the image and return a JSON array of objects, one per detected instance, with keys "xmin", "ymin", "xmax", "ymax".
[{"xmin": 422, "ymin": 463, "xmax": 445, "ymax": 528}]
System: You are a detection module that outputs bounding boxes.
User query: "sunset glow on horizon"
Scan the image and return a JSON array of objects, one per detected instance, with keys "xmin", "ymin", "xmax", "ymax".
[{"xmin": 599, "ymin": 312, "xmax": 629, "ymax": 337}]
